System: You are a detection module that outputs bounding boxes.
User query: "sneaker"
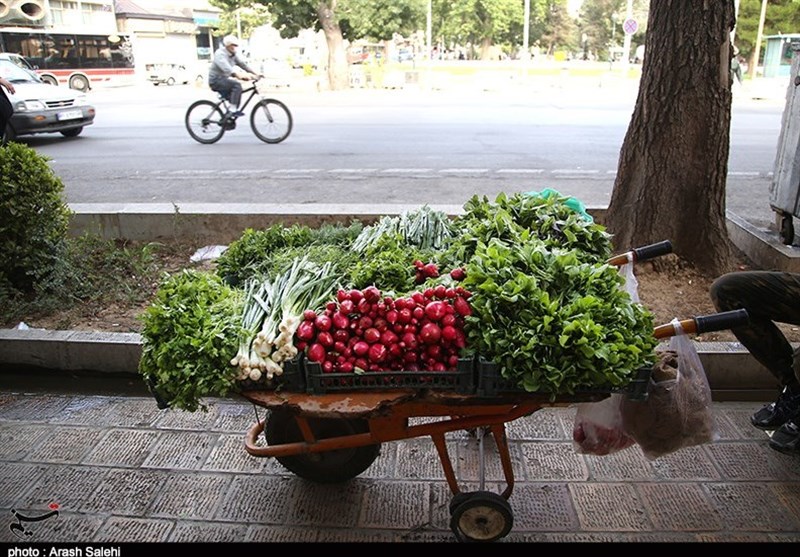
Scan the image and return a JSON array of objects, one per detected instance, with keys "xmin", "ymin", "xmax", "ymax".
[
  {"xmin": 231, "ymin": 110, "xmax": 245, "ymax": 118},
  {"xmin": 751, "ymin": 385, "xmax": 800, "ymax": 430},
  {"xmin": 769, "ymin": 419, "xmax": 800, "ymax": 454}
]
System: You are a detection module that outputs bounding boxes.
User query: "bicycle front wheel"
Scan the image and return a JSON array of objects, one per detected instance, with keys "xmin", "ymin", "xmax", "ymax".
[
  {"xmin": 250, "ymin": 99, "xmax": 293, "ymax": 144},
  {"xmin": 185, "ymin": 100, "xmax": 226, "ymax": 144}
]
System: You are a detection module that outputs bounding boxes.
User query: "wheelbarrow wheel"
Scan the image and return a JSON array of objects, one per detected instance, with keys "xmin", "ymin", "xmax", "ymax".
[
  {"xmin": 449, "ymin": 491, "xmax": 514, "ymax": 543},
  {"xmin": 265, "ymin": 409, "xmax": 381, "ymax": 483}
]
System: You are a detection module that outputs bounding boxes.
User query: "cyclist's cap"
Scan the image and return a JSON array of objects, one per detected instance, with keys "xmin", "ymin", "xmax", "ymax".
[{"xmin": 223, "ymin": 35, "xmax": 240, "ymax": 47}]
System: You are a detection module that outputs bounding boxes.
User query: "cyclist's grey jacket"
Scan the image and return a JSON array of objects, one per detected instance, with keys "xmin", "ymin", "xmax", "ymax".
[{"xmin": 208, "ymin": 46, "xmax": 256, "ymax": 85}]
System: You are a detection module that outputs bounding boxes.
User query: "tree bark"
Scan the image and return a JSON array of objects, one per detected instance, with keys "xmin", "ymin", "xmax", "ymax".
[
  {"xmin": 605, "ymin": 0, "xmax": 737, "ymax": 276},
  {"xmin": 317, "ymin": 1, "xmax": 349, "ymax": 91}
]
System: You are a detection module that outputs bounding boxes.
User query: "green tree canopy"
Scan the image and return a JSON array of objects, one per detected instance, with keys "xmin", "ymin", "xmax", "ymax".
[{"xmin": 735, "ymin": 0, "xmax": 800, "ymax": 62}]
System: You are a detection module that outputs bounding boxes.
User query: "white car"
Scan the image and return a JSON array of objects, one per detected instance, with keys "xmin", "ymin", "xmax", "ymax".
[
  {"xmin": 146, "ymin": 63, "xmax": 203, "ymax": 86},
  {"xmin": 1, "ymin": 56, "xmax": 95, "ymax": 142}
]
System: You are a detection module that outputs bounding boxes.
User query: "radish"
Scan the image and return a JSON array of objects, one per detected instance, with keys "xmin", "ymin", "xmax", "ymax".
[
  {"xmin": 424, "ymin": 301, "xmax": 447, "ymax": 321},
  {"xmin": 363, "ymin": 327, "xmax": 381, "ymax": 344},
  {"xmin": 307, "ymin": 343, "xmax": 326, "ymax": 363},
  {"xmin": 419, "ymin": 322, "xmax": 442, "ymax": 344},
  {"xmin": 295, "ymin": 320, "xmax": 315, "ymax": 341},
  {"xmin": 368, "ymin": 343, "xmax": 387, "ymax": 363},
  {"xmin": 315, "ymin": 314, "xmax": 332, "ymax": 331}
]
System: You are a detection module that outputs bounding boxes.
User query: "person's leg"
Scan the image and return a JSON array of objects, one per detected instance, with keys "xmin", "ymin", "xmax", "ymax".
[
  {"xmin": 710, "ymin": 271, "xmax": 800, "ymax": 431},
  {"xmin": 209, "ymin": 78, "xmax": 242, "ymax": 113},
  {"xmin": 228, "ymin": 81, "xmax": 243, "ymax": 111},
  {"xmin": 710, "ymin": 271, "xmax": 800, "ymax": 386}
]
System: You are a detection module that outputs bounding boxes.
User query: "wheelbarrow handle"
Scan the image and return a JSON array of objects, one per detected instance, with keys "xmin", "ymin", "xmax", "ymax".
[
  {"xmin": 607, "ymin": 240, "xmax": 673, "ymax": 266},
  {"xmin": 653, "ymin": 309, "xmax": 750, "ymax": 339}
]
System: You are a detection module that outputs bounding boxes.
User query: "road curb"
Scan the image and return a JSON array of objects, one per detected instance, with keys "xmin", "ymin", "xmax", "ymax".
[{"xmin": 0, "ymin": 328, "xmax": 783, "ymax": 399}]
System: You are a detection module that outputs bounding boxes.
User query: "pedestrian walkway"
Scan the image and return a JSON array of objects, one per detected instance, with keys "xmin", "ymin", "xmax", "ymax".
[{"xmin": 1, "ymin": 387, "xmax": 798, "ymax": 543}]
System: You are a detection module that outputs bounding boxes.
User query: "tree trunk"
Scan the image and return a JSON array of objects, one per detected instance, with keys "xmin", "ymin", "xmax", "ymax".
[
  {"xmin": 317, "ymin": 1, "xmax": 349, "ymax": 91},
  {"xmin": 605, "ymin": 0, "xmax": 737, "ymax": 276}
]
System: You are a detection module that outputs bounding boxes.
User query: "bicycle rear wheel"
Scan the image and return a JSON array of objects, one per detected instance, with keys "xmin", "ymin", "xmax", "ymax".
[
  {"xmin": 250, "ymin": 99, "xmax": 293, "ymax": 144},
  {"xmin": 185, "ymin": 100, "xmax": 226, "ymax": 144}
]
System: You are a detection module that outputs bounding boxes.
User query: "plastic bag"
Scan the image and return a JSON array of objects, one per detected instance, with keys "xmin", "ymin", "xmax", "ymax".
[
  {"xmin": 621, "ymin": 319, "xmax": 719, "ymax": 459},
  {"xmin": 572, "ymin": 393, "xmax": 636, "ymax": 456},
  {"xmin": 617, "ymin": 252, "xmax": 640, "ymax": 303}
]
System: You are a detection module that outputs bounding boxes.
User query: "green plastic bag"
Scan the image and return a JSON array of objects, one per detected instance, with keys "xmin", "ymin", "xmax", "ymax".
[{"xmin": 524, "ymin": 187, "xmax": 594, "ymax": 223}]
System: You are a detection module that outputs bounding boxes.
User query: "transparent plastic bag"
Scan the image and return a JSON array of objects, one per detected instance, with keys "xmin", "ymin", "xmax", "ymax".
[
  {"xmin": 618, "ymin": 254, "xmax": 640, "ymax": 303},
  {"xmin": 572, "ymin": 393, "xmax": 636, "ymax": 456},
  {"xmin": 621, "ymin": 319, "xmax": 719, "ymax": 459}
]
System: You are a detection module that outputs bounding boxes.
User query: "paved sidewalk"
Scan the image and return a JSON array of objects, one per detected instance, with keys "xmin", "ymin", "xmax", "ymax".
[{"xmin": 1, "ymin": 387, "xmax": 798, "ymax": 543}]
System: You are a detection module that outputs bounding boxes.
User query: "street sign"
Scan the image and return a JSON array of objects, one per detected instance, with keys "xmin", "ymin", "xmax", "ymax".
[{"xmin": 623, "ymin": 18, "xmax": 638, "ymax": 35}]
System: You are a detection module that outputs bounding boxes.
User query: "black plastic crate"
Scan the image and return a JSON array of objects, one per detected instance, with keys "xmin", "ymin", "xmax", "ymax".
[
  {"xmin": 304, "ymin": 357, "xmax": 476, "ymax": 395},
  {"xmin": 237, "ymin": 355, "xmax": 306, "ymax": 392},
  {"xmin": 476, "ymin": 358, "xmax": 651, "ymax": 400}
]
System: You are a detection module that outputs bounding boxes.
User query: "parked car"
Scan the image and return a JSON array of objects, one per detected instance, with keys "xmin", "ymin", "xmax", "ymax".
[
  {"xmin": 0, "ymin": 55, "xmax": 95, "ymax": 142},
  {"xmin": 146, "ymin": 63, "xmax": 202, "ymax": 86}
]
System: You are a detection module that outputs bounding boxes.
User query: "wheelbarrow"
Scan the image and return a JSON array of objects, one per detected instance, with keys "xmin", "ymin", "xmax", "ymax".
[{"xmin": 238, "ymin": 241, "xmax": 749, "ymax": 542}]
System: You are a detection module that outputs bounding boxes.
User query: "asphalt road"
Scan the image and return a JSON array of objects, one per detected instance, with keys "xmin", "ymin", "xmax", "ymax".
[{"xmin": 17, "ymin": 77, "xmax": 789, "ymax": 228}]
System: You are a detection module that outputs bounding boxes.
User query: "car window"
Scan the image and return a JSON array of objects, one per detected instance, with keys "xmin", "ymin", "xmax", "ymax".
[{"xmin": 0, "ymin": 59, "xmax": 40, "ymax": 83}]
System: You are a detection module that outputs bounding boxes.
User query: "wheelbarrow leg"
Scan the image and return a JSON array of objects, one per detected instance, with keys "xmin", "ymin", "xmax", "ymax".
[{"xmin": 431, "ymin": 431, "xmax": 461, "ymax": 495}]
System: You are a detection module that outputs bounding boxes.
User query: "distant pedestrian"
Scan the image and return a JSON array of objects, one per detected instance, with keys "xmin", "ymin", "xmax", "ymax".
[
  {"xmin": 710, "ymin": 271, "xmax": 800, "ymax": 454},
  {"xmin": 0, "ymin": 75, "xmax": 15, "ymax": 142},
  {"xmin": 731, "ymin": 46, "xmax": 743, "ymax": 85}
]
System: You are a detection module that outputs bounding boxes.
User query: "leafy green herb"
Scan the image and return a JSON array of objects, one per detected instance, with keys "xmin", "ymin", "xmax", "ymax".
[{"xmin": 139, "ymin": 270, "xmax": 243, "ymax": 412}]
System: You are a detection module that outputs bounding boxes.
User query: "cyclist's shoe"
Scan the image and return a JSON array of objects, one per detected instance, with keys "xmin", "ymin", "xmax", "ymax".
[
  {"xmin": 769, "ymin": 419, "xmax": 800, "ymax": 454},
  {"xmin": 231, "ymin": 110, "xmax": 245, "ymax": 118},
  {"xmin": 750, "ymin": 384, "xmax": 800, "ymax": 430}
]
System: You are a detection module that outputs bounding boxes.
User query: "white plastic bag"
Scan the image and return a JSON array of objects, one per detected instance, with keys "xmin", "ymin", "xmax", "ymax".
[
  {"xmin": 572, "ymin": 393, "xmax": 636, "ymax": 456},
  {"xmin": 618, "ymin": 253, "xmax": 640, "ymax": 303}
]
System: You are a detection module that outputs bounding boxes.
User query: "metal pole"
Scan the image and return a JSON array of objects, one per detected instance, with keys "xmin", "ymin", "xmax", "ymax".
[
  {"xmin": 522, "ymin": 0, "xmax": 530, "ymax": 79},
  {"xmin": 426, "ymin": 0, "xmax": 432, "ymax": 61},
  {"xmin": 621, "ymin": 0, "xmax": 633, "ymax": 75},
  {"xmin": 750, "ymin": 0, "xmax": 768, "ymax": 79}
]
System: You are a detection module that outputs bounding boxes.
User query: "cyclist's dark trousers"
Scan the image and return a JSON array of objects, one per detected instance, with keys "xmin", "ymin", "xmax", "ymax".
[
  {"xmin": 710, "ymin": 271, "xmax": 800, "ymax": 387},
  {"xmin": 209, "ymin": 77, "xmax": 242, "ymax": 109}
]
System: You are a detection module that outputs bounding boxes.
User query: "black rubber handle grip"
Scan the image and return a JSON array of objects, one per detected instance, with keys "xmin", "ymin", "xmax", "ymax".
[
  {"xmin": 632, "ymin": 240, "xmax": 673, "ymax": 262},
  {"xmin": 694, "ymin": 309, "xmax": 750, "ymax": 334}
]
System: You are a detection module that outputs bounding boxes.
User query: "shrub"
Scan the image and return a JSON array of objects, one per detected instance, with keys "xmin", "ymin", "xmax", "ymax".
[{"xmin": 0, "ymin": 143, "xmax": 72, "ymax": 293}]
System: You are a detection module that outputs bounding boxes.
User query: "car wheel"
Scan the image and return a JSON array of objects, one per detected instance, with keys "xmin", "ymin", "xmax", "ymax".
[
  {"xmin": 2, "ymin": 123, "xmax": 17, "ymax": 144},
  {"xmin": 166, "ymin": 77, "xmax": 175, "ymax": 86},
  {"xmin": 69, "ymin": 75, "xmax": 90, "ymax": 92},
  {"xmin": 40, "ymin": 75, "xmax": 58, "ymax": 86},
  {"xmin": 60, "ymin": 127, "xmax": 83, "ymax": 138}
]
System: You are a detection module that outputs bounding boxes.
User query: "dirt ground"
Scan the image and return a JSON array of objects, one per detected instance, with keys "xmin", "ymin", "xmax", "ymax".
[{"xmin": 10, "ymin": 246, "xmax": 800, "ymax": 344}]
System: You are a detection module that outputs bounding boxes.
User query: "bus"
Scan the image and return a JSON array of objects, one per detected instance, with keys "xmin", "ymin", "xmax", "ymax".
[{"xmin": 0, "ymin": 29, "xmax": 135, "ymax": 91}]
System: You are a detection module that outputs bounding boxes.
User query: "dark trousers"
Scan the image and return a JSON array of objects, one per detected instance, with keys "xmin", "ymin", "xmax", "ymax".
[
  {"xmin": 209, "ymin": 77, "xmax": 242, "ymax": 109},
  {"xmin": 710, "ymin": 271, "xmax": 800, "ymax": 388}
]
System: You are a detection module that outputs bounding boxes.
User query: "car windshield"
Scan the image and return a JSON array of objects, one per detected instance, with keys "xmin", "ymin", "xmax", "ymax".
[{"xmin": 0, "ymin": 59, "xmax": 41, "ymax": 84}]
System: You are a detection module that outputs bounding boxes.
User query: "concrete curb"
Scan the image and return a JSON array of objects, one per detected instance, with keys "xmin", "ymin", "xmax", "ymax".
[{"xmin": 0, "ymin": 328, "xmax": 784, "ymax": 399}]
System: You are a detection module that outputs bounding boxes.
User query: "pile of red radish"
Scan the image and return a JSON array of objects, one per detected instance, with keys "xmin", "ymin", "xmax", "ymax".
[{"xmin": 294, "ymin": 284, "xmax": 472, "ymax": 373}]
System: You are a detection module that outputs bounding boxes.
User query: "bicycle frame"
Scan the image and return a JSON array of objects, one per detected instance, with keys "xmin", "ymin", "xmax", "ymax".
[{"xmin": 212, "ymin": 81, "xmax": 262, "ymax": 113}]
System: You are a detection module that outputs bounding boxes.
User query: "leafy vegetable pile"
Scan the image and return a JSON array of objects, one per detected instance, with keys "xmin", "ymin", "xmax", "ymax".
[{"xmin": 139, "ymin": 193, "xmax": 657, "ymax": 411}]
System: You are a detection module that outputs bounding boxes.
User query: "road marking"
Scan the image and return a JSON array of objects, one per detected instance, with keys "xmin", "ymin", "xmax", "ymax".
[
  {"xmin": 439, "ymin": 168, "xmax": 490, "ymax": 174},
  {"xmin": 274, "ymin": 169, "xmax": 323, "ymax": 174},
  {"xmin": 552, "ymin": 169, "xmax": 600, "ymax": 175},
  {"xmin": 496, "ymin": 169, "xmax": 545, "ymax": 174},
  {"xmin": 382, "ymin": 168, "xmax": 434, "ymax": 173},
  {"xmin": 329, "ymin": 168, "xmax": 379, "ymax": 173}
]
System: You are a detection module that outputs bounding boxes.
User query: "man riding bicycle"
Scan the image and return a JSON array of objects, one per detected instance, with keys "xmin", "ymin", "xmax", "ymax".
[{"xmin": 208, "ymin": 35, "xmax": 260, "ymax": 120}]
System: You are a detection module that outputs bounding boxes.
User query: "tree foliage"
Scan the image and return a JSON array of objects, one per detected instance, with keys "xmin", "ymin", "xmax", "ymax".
[{"xmin": 734, "ymin": 0, "xmax": 800, "ymax": 64}]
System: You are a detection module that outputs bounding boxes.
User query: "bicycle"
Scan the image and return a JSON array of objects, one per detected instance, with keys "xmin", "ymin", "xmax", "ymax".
[{"xmin": 185, "ymin": 77, "xmax": 293, "ymax": 144}]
